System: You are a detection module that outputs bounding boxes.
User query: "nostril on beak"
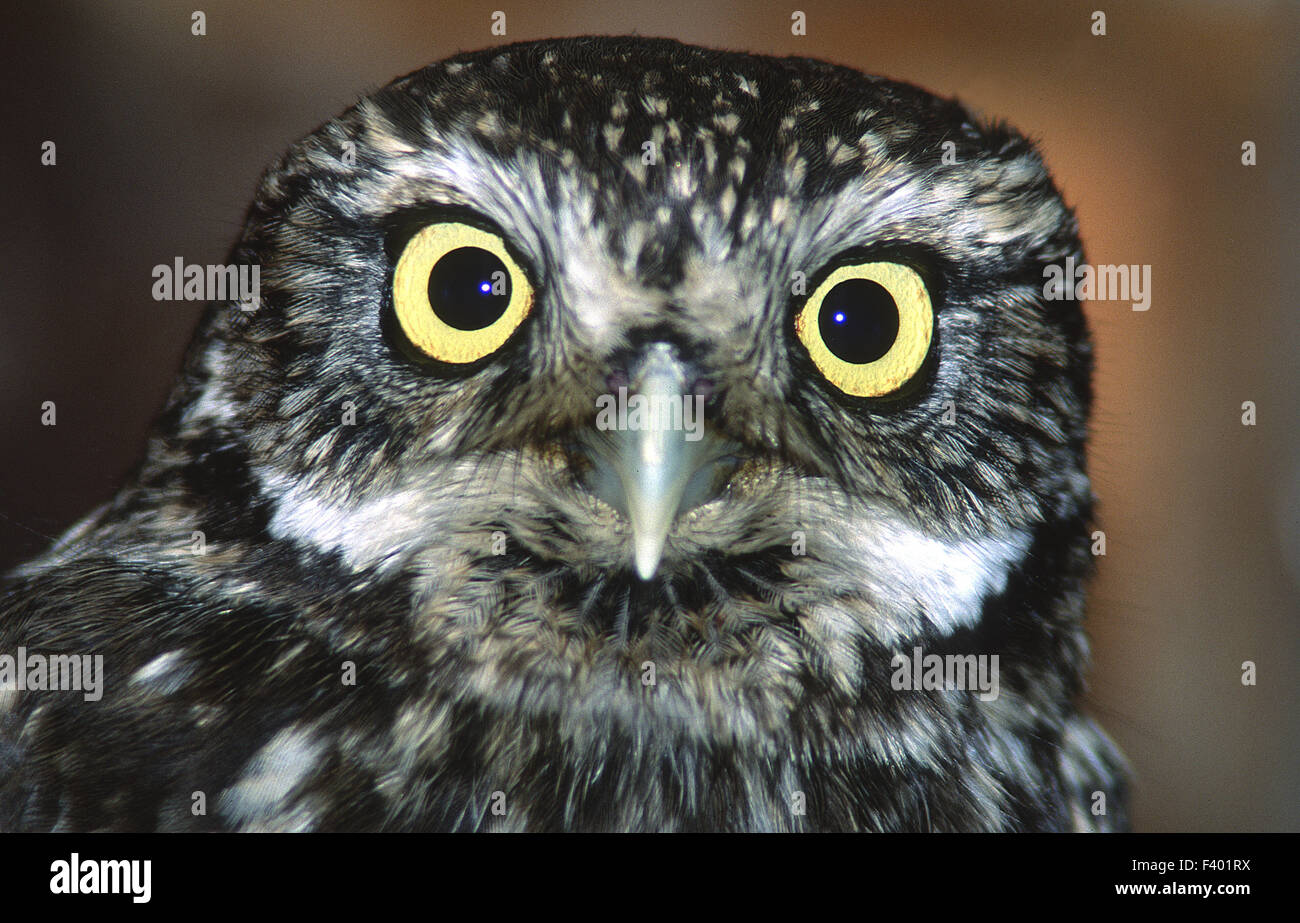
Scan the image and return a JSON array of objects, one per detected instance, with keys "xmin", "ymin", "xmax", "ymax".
[{"xmin": 691, "ymin": 377, "xmax": 716, "ymax": 405}]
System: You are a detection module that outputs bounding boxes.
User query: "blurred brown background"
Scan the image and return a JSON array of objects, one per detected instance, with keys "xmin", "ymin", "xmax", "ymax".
[{"xmin": 1, "ymin": 1, "xmax": 1295, "ymax": 831}]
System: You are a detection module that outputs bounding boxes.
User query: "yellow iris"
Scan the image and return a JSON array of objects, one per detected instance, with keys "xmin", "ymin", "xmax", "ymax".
[
  {"xmin": 794, "ymin": 261, "xmax": 934, "ymax": 397},
  {"xmin": 392, "ymin": 222, "xmax": 534, "ymax": 364}
]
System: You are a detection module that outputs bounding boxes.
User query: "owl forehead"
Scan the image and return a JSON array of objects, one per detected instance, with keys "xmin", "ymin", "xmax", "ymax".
[
  {"xmin": 366, "ymin": 42, "xmax": 890, "ymax": 252},
  {"xmin": 407, "ymin": 38, "xmax": 883, "ymax": 195}
]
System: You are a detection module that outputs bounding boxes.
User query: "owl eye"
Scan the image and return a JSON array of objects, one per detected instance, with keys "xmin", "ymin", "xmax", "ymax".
[
  {"xmin": 794, "ymin": 261, "xmax": 934, "ymax": 397},
  {"xmin": 392, "ymin": 221, "xmax": 534, "ymax": 363}
]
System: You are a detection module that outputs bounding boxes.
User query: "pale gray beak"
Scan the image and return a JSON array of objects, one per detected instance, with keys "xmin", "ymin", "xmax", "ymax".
[{"xmin": 583, "ymin": 343, "xmax": 735, "ymax": 579}]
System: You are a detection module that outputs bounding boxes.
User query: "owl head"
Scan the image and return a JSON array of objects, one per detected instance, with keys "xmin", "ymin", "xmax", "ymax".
[{"xmin": 153, "ymin": 36, "xmax": 1091, "ymax": 673}]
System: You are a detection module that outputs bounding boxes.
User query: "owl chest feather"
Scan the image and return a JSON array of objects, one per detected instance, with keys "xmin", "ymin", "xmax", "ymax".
[{"xmin": 2, "ymin": 537, "xmax": 1122, "ymax": 831}]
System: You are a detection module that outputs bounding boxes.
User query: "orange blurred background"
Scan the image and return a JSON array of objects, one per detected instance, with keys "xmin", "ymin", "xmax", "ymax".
[{"xmin": 1, "ymin": 0, "xmax": 1295, "ymax": 830}]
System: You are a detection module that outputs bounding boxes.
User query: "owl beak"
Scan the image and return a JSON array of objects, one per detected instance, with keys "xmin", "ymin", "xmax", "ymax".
[{"xmin": 584, "ymin": 343, "xmax": 733, "ymax": 580}]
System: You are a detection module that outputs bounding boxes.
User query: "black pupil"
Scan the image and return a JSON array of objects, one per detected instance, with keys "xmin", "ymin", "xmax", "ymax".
[
  {"xmin": 427, "ymin": 246, "xmax": 511, "ymax": 331},
  {"xmin": 817, "ymin": 278, "xmax": 899, "ymax": 364}
]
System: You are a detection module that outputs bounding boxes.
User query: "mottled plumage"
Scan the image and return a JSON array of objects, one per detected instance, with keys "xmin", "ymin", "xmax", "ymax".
[{"xmin": 0, "ymin": 37, "xmax": 1125, "ymax": 831}]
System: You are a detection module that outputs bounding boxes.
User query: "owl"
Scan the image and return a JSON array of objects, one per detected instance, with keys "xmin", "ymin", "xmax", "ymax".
[{"xmin": 0, "ymin": 36, "xmax": 1126, "ymax": 832}]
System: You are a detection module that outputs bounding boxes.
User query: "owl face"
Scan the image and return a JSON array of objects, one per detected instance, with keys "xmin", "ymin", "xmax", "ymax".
[
  {"xmin": 1, "ymin": 35, "xmax": 1123, "ymax": 833},
  {"xmin": 174, "ymin": 36, "xmax": 1091, "ymax": 671}
]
